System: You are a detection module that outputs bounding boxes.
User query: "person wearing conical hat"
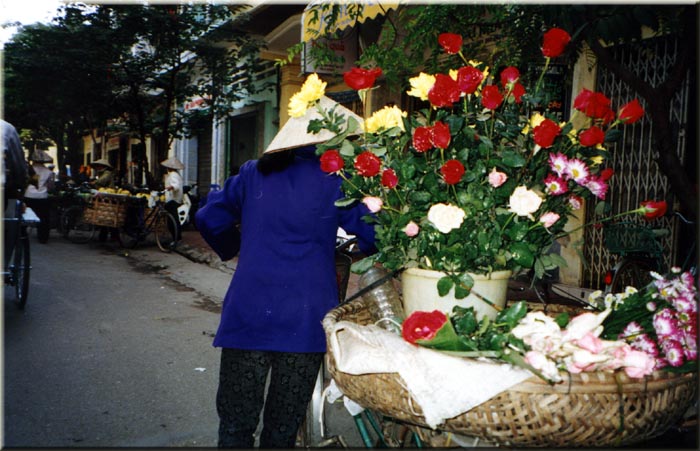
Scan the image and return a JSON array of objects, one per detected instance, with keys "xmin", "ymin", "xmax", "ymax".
[
  {"xmin": 196, "ymin": 84, "xmax": 376, "ymax": 448},
  {"xmin": 90, "ymin": 158, "xmax": 114, "ymax": 189},
  {"xmin": 24, "ymin": 149, "xmax": 55, "ymax": 243},
  {"xmin": 160, "ymin": 156, "xmax": 185, "ymax": 241}
]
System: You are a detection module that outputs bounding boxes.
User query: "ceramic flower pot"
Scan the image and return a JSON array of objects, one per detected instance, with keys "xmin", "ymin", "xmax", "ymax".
[{"xmin": 401, "ymin": 267, "xmax": 512, "ymax": 320}]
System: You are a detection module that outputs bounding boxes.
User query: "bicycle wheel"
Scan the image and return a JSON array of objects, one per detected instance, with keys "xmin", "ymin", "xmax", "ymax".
[
  {"xmin": 609, "ymin": 258, "xmax": 655, "ymax": 293},
  {"xmin": 62, "ymin": 206, "xmax": 95, "ymax": 244},
  {"xmin": 154, "ymin": 210, "xmax": 178, "ymax": 252},
  {"xmin": 118, "ymin": 220, "xmax": 142, "ymax": 249},
  {"xmin": 14, "ymin": 227, "xmax": 31, "ymax": 309}
]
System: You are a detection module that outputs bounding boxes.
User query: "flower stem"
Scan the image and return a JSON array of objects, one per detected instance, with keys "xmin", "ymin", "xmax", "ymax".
[{"xmin": 534, "ymin": 57, "xmax": 550, "ymax": 97}]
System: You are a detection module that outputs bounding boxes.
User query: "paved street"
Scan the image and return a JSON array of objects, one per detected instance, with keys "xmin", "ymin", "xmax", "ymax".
[{"xmin": 3, "ymin": 231, "xmax": 363, "ymax": 448}]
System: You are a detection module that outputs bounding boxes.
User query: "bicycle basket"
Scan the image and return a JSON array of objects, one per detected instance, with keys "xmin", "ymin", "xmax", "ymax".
[{"xmin": 604, "ymin": 222, "xmax": 663, "ymax": 255}]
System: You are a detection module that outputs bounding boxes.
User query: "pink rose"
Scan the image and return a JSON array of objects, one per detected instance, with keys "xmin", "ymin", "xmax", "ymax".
[
  {"xmin": 403, "ymin": 221, "xmax": 420, "ymax": 237},
  {"xmin": 488, "ymin": 167, "xmax": 507, "ymax": 187},
  {"xmin": 576, "ymin": 332, "xmax": 603, "ymax": 353},
  {"xmin": 621, "ymin": 347, "xmax": 656, "ymax": 378},
  {"xmin": 539, "ymin": 212, "xmax": 560, "ymax": 229},
  {"xmin": 361, "ymin": 196, "xmax": 383, "ymax": 213}
]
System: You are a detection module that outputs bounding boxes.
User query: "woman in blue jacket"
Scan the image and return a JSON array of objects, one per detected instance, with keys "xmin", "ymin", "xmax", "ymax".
[{"xmin": 196, "ymin": 98, "xmax": 375, "ymax": 448}]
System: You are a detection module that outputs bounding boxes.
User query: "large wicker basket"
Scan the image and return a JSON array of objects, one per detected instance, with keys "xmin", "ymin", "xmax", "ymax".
[
  {"xmin": 323, "ymin": 298, "xmax": 697, "ymax": 447},
  {"xmin": 83, "ymin": 193, "xmax": 130, "ymax": 228}
]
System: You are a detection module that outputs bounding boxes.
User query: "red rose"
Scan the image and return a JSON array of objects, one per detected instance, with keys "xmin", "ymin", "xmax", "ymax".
[
  {"xmin": 456, "ymin": 66, "xmax": 484, "ymax": 95},
  {"xmin": 500, "ymin": 66, "xmax": 520, "ymax": 88},
  {"xmin": 413, "ymin": 126, "xmax": 433, "ymax": 152},
  {"xmin": 319, "ymin": 150, "xmax": 344, "ymax": 173},
  {"xmin": 578, "ymin": 126, "xmax": 605, "ymax": 147},
  {"xmin": 532, "ymin": 118, "xmax": 561, "ymax": 148},
  {"xmin": 354, "ymin": 151, "xmax": 381, "ymax": 177},
  {"xmin": 541, "ymin": 28, "xmax": 571, "ymax": 58},
  {"xmin": 481, "ymin": 85, "xmax": 504, "ymax": 110},
  {"xmin": 343, "ymin": 67, "xmax": 383, "ymax": 91},
  {"xmin": 431, "ymin": 121, "xmax": 451, "ymax": 149},
  {"xmin": 381, "ymin": 168, "xmax": 398, "ymax": 189},
  {"xmin": 574, "ymin": 89, "xmax": 615, "ymax": 123},
  {"xmin": 428, "ymin": 74, "xmax": 461, "ymax": 108},
  {"xmin": 440, "ymin": 159, "xmax": 465, "ymax": 185},
  {"xmin": 600, "ymin": 167, "xmax": 614, "ymax": 181},
  {"xmin": 640, "ymin": 200, "xmax": 667, "ymax": 221},
  {"xmin": 401, "ymin": 310, "xmax": 448, "ymax": 344},
  {"xmin": 438, "ymin": 33, "xmax": 462, "ymax": 54},
  {"xmin": 618, "ymin": 99, "xmax": 645, "ymax": 124},
  {"xmin": 512, "ymin": 82, "xmax": 526, "ymax": 104}
]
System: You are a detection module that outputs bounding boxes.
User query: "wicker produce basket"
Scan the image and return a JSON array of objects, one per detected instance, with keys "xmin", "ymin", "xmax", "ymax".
[
  {"xmin": 83, "ymin": 193, "xmax": 130, "ymax": 228},
  {"xmin": 322, "ymin": 298, "xmax": 697, "ymax": 447}
]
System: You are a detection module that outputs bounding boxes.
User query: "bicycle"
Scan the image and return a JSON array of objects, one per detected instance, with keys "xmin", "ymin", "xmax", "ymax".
[
  {"xmin": 603, "ymin": 211, "xmax": 696, "ymax": 293},
  {"xmin": 3, "ymin": 200, "xmax": 40, "ymax": 309},
  {"xmin": 59, "ymin": 184, "xmax": 96, "ymax": 244},
  {"xmin": 118, "ymin": 191, "xmax": 179, "ymax": 252},
  {"xmin": 298, "ymin": 236, "xmax": 426, "ymax": 448}
]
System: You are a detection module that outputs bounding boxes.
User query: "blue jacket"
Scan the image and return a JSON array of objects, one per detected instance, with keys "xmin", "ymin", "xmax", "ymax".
[{"xmin": 196, "ymin": 148, "xmax": 376, "ymax": 353}]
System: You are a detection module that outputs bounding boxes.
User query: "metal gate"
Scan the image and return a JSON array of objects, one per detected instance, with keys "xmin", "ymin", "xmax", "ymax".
[{"xmin": 581, "ymin": 36, "xmax": 692, "ymax": 289}]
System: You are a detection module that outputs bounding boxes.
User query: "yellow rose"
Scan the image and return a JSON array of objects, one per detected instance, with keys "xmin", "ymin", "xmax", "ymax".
[
  {"xmin": 288, "ymin": 73, "xmax": 327, "ymax": 118},
  {"xmin": 406, "ymin": 73, "xmax": 436, "ymax": 101},
  {"xmin": 365, "ymin": 105, "xmax": 407, "ymax": 133}
]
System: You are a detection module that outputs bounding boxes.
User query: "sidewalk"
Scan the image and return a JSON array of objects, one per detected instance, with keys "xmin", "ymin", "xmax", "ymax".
[{"xmin": 176, "ymin": 228, "xmax": 237, "ymax": 274}]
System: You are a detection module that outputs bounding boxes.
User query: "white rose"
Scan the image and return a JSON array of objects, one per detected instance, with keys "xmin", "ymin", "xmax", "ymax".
[
  {"xmin": 427, "ymin": 203, "xmax": 465, "ymax": 233},
  {"xmin": 508, "ymin": 186, "xmax": 543, "ymax": 219}
]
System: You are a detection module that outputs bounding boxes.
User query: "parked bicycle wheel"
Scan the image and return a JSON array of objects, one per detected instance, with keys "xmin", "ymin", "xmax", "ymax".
[
  {"xmin": 61, "ymin": 206, "xmax": 95, "ymax": 244},
  {"xmin": 154, "ymin": 210, "xmax": 178, "ymax": 252},
  {"xmin": 609, "ymin": 258, "xmax": 655, "ymax": 293},
  {"xmin": 13, "ymin": 226, "xmax": 31, "ymax": 309}
]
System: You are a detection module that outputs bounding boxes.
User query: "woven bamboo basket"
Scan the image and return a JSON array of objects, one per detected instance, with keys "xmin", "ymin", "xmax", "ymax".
[
  {"xmin": 83, "ymin": 194, "xmax": 129, "ymax": 228},
  {"xmin": 322, "ymin": 298, "xmax": 697, "ymax": 447}
]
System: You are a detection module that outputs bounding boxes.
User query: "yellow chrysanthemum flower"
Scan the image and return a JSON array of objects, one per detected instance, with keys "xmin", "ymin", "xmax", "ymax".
[
  {"xmin": 566, "ymin": 127, "xmax": 578, "ymax": 144},
  {"xmin": 406, "ymin": 73, "xmax": 436, "ymax": 101},
  {"xmin": 589, "ymin": 155, "xmax": 604, "ymax": 166},
  {"xmin": 366, "ymin": 105, "xmax": 407, "ymax": 133},
  {"xmin": 522, "ymin": 112, "xmax": 546, "ymax": 135},
  {"xmin": 288, "ymin": 73, "xmax": 326, "ymax": 118},
  {"xmin": 468, "ymin": 59, "xmax": 482, "ymax": 67}
]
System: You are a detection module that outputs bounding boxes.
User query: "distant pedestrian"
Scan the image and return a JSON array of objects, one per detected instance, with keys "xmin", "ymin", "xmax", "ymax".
[
  {"xmin": 161, "ymin": 156, "xmax": 184, "ymax": 241},
  {"xmin": 24, "ymin": 149, "xmax": 55, "ymax": 243},
  {"xmin": 196, "ymin": 96, "xmax": 376, "ymax": 448}
]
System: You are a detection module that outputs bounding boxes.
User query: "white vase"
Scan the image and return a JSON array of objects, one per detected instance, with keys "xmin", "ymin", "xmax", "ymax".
[{"xmin": 401, "ymin": 267, "xmax": 512, "ymax": 320}]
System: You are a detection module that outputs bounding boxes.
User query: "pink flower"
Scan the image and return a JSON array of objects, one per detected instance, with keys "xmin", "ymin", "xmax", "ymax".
[
  {"xmin": 584, "ymin": 175, "xmax": 609, "ymax": 200},
  {"xmin": 620, "ymin": 321, "xmax": 644, "ymax": 339},
  {"xmin": 488, "ymin": 167, "xmax": 508, "ymax": 187},
  {"xmin": 403, "ymin": 221, "xmax": 420, "ymax": 237},
  {"xmin": 661, "ymin": 339, "xmax": 685, "ymax": 367},
  {"xmin": 576, "ymin": 332, "xmax": 604, "ymax": 353},
  {"xmin": 524, "ymin": 351, "xmax": 561, "ymax": 382},
  {"xmin": 539, "ymin": 212, "xmax": 560, "ymax": 229},
  {"xmin": 621, "ymin": 347, "xmax": 656, "ymax": 378},
  {"xmin": 544, "ymin": 174, "xmax": 568, "ymax": 195},
  {"xmin": 361, "ymin": 196, "xmax": 383, "ymax": 213},
  {"xmin": 631, "ymin": 334, "xmax": 660, "ymax": 357},
  {"xmin": 566, "ymin": 349, "xmax": 608, "ymax": 373},
  {"xmin": 548, "ymin": 152, "xmax": 569, "ymax": 177},
  {"xmin": 564, "ymin": 158, "xmax": 589, "ymax": 183},
  {"xmin": 568, "ymin": 194, "xmax": 584, "ymax": 210},
  {"xmin": 654, "ymin": 308, "xmax": 680, "ymax": 337}
]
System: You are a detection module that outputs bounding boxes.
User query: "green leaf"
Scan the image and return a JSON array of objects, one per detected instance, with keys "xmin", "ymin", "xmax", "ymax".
[
  {"xmin": 495, "ymin": 300, "xmax": 528, "ymax": 329},
  {"xmin": 437, "ymin": 276, "xmax": 454, "ymax": 297},
  {"xmin": 416, "ymin": 317, "xmax": 470, "ymax": 351},
  {"xmin": 339, "ymin": 140, "xmax": 355, "ymax": 157},
  {"xmin": 334, "ymin": 197, "xmax": 356, "ymax": 207},
  {"xmin": 510, "ymin": 242, "xmax": 534, "ymax": 267},
  {"xmin": 554, "ymin": 312, "xmax": 570, "ymax": 328},
  {"xmin": 350, "ymin": 255, "xmax": 376, "ymax": 274},
  {"xmin": 454, "ymin": 272, "xmax": 474, "ymax": 299},
  {"xmin": 604, "ymin": 129, "xmax": 622, "ymax": 143},
  {"xmin": 501, "ymin": 150, "xmax": 526, "ymax": 168},
  {"xmin": 451, "ymin": 306, "xmax": 478, "ymax": 335}
]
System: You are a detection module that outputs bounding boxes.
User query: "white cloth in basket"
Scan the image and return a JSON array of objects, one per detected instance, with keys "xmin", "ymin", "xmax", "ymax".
[{"xmin": 328, "ymin": 320, "xmax": 532, "ymax": 429}]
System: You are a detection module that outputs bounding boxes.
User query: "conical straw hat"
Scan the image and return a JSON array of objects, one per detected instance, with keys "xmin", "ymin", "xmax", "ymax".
[
  {"xmin": 160, "ymin": 156, "xmax": 185, "ymax": 170},
  {"xmin": 30, "ymin": 150, "xmax": 53, "ymax": 163},
  {"xmin": 90, "ymin": 158, "xmax": 113, "ymax": 169},
  {"xmin": 264, "ymin": 96, "xmax": 363, "ymax": 154}
]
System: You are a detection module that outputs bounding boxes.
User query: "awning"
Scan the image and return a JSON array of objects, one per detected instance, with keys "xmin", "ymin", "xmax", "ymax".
[{"xmin": 302, "ymin": 1, "xmax": 398, "ymax": 42}]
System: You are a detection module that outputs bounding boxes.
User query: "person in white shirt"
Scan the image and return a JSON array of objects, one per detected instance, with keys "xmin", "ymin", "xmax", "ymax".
[
  {"xmin": 161, "ymin": 156, "xmax": 184, "ymax": 240},
  {"xmin": 24, "ymin": 150, "xmax": 55, "ymax": 243}
]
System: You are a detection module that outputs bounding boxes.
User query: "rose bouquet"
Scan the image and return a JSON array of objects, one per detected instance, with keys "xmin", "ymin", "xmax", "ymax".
[
  {"xmin": 288, "ymin": 27, "xmax": 660, "ymax": 301},
  {"xmin": 401, "ymin": 268, "xmax": 697, "ymax": 383}
]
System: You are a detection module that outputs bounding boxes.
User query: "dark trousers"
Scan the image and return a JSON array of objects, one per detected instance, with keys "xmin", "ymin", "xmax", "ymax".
[
  {"xmin": 23, "ymin": 197, "xmax": 50, "ymax": 243},
  {"xmin": 217, "ymin": 348, "xmax": 324, "ymax": 448}
]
